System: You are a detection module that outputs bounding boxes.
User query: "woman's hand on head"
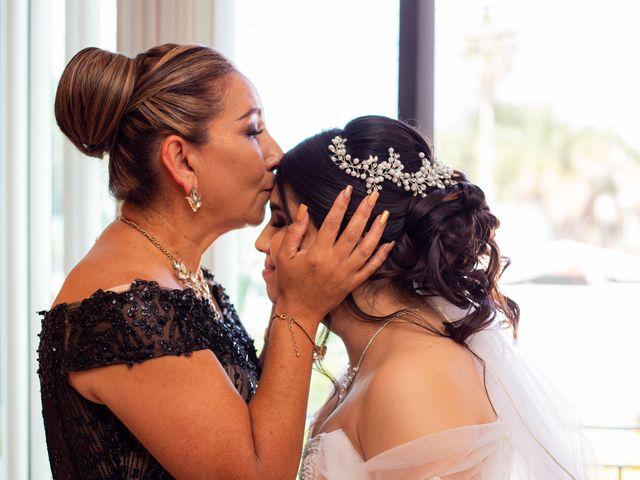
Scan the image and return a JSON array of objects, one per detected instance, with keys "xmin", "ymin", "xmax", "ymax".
[{"xmin": 273, "ymin": 186, "xmax": 392, "ymax": 320}]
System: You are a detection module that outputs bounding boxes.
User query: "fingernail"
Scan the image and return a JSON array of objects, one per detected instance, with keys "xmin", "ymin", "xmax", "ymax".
[
  {"xmin": 379, "ymin": 210, "xmax": 390, "ymax": 225},
  {"xmin": 367, "ymin": 191, "xmax": 379, "ymax": 206},
  {"xmin": 388, "ymin": 240, "xmax": 396, "ymax": 250},
  {"xmin": 296, "ymin": 204, "xmax": 308, "ymax": 221},
  {"xmin": 343, "ymin": 185, "xmax": 353, "ymax": 200}
]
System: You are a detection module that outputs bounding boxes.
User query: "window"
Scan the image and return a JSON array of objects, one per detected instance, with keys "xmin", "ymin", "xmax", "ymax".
[
  {"xmin": 51, "ymin": 0, "xmax": 117, "ymax": 294},
  {"xmin": 0, "ymin": 1, "xmax": 117, "ymax": 477},
  {"xmin": 232, "ymin": 0, "xmax": 401, "ymax": 415},
  {"xmin": 434, "ymin": 0, "xmax": 640, "ymax": 475}
]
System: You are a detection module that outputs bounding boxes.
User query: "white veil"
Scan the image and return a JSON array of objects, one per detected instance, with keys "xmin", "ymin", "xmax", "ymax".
[{"xmin": 434, "ymin": 298, "xmax": 606, "ymax": 479}]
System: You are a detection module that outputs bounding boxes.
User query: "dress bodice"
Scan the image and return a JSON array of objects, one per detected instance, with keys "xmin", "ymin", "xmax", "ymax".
[
  {"xmin": 37, "ymin": 271, "xmax": 260, "ymax": 479},
  {"xmin": 300, "ymin": 420, "xmax": 511, "ymax": 480}
]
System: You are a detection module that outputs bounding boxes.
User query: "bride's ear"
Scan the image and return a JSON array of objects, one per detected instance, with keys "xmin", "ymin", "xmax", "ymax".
[{"xmin": 159, "ymin": 134, "xmax": 196, "ymax": 195}]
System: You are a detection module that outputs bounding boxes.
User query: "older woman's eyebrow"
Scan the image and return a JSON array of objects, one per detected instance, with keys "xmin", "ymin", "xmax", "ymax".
[{"xmin": 236, "ymin": 107, "xmax": 262, "ymax": 121}]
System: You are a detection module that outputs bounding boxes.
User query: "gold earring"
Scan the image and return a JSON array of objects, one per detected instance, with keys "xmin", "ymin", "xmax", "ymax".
[{"xmin": 185, "ymin": 187, "xmax": 202, "ymax": 212}]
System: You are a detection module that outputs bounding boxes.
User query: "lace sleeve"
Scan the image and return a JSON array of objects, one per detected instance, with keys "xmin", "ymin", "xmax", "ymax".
[{"xmin": 59, "ymin": 279, "xmax": 215, "ymax": 372}]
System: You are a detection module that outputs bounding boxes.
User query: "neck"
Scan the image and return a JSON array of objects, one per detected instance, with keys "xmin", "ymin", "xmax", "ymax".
[
  {"xmin": 329, "ymin": 283, "xmax": 430, "ymax": 368},
  {"xmin": 118, "ymin": 201, "xmax": 226, "ymax": 273}
]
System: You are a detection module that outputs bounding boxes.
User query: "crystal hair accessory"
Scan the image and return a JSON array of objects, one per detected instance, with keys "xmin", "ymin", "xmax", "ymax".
[{"xmin": 328, "ymin": 136, "xmax": 456, "ymax": 197}]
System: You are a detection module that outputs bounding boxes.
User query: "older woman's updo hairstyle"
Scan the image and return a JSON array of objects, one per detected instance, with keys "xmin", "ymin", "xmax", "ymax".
[
  {"xmin": 276, "ymin": 115, "xmax": 519, "ymax": 344},
  {"xmin": 55, "ymin": 44, "xmax": 236, "ymax": 206}
]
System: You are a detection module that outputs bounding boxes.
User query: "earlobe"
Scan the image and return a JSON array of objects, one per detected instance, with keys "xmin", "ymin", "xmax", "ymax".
[{"xmin": 159, "ymin": 134, "xmax": 196, "ymax": 196}]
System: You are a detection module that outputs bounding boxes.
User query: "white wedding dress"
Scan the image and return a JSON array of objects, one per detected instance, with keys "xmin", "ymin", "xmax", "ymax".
[
  {"xmin": 300, "ymin": 418, "xmax": 511, "ymax": 479},
  {"xmin": 300, "ymin": 303, "xmax": 604, "ymax": 480}
]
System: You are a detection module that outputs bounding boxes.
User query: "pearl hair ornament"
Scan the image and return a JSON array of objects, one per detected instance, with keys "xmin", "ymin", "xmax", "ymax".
[{"xmin": 328, "ymin": 136, "xmax": 456, "ymax": 197}]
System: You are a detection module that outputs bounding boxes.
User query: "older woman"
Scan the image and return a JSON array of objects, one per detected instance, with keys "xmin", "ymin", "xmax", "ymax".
[{"xmin": 38, "ymin": 44, "xmax": 391, "ymax": 479}]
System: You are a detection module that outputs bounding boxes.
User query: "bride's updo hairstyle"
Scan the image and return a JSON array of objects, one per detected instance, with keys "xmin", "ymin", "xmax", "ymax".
[
  {"xmin": 276, "ymin": 115, "xmax": 519, "ymax": 343},
  {"xmin": 55, "ymin": 44, "xmax": 235, "ymax": 207}
]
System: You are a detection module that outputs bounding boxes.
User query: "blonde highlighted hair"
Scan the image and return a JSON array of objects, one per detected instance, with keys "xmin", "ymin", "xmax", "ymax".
[{"xmin": 55, "ymin": 43, "xmax": 236, "ymax": 206}]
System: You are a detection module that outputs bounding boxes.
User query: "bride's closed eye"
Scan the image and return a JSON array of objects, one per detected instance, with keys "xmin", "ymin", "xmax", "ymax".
[
  {"xmin": 268, "ymin": 210, "xmax": 287, "ymax": 228},
  {"xmin": 268, "ymin": 200, "xmax": 289, "ymax": 228},
  {"xmin": 270, "ymin": 218, "xmax": 285, "ymax": 228}
]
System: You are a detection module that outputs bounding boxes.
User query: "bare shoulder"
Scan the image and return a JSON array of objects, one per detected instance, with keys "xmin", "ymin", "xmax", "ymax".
[
  {"xmin": 55, "ymin": 259, "xmax": 148, "ymax": 307},
  {"xmin": 357, "ymin": 333, "xmax": 496, "ymax": 459},
  {"xmin": 53, "ymin": 229, "xmax": 176, "ymax": 307}
]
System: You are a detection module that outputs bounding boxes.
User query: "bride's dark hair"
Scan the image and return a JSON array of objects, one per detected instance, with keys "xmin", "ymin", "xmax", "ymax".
[{"xmin": 276, "ymin": 115, "xmax": 519, "ymax": 344}]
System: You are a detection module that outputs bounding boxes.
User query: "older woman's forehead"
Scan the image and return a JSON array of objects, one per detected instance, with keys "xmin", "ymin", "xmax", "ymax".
[{"xmin": 220, "ymin": 73, "xmax": 262, "ymax": 119}]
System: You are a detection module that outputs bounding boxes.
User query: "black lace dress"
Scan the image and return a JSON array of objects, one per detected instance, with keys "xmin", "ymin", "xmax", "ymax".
[{"xmin": 37, "ymin": 271, "xmax": 261, "ymax": 479}]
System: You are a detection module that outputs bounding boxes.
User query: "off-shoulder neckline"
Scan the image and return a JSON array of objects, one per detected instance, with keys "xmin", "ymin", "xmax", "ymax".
[
  {"xmin": 41, "ymin": 276, "xmax": 216, "ymax": 314},
  {"xmin": 312, "ymin": 419, "xmax": 502, "ymax": 464}
]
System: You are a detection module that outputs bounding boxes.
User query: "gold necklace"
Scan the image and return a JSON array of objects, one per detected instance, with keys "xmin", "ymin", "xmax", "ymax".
[
  {"xmin": 119, "ymin": 216, "xmax": 217, "ymax": 315},
  {"xmin": 337, "ymin": 309, "xmax": 419, "ymax": 403}
]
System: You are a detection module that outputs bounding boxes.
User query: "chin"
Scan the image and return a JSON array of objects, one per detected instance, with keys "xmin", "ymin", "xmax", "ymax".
[
  {"xmin": 247, "ymin": 205, "xmax": 267, "ymax": 226},
  {"xmin": 266, "ymin": 285, "xmax": 277, "ymax": 304}
]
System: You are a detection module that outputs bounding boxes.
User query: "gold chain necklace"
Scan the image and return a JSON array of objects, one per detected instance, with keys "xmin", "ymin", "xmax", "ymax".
[
  {"xmin": 337, "ymin": 309, "xmax": 419, "ymax": 403},
  {"xmin": 119, "ymin": 216, "xmax": 217, "ymax": 316}
]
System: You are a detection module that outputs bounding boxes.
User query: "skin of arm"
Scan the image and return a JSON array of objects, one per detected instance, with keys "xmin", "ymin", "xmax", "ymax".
[
  {"xmin": 68, "ymin": 192, "xmax": 392, "ymax": 480},
  {"xmin": 71, "ymin": 309, "xmax": 321, "ymax": 480}
]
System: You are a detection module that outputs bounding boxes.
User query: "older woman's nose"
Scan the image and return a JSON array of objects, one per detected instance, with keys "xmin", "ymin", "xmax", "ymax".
[{"xmin": 264, "ymin": 135, "xmax": 283, "ymax": 171}]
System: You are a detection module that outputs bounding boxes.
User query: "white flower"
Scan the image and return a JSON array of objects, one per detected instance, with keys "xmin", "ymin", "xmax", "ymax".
[{"xmin": 327, "ymin": 135, "xmax": 456, "ymax": 197}]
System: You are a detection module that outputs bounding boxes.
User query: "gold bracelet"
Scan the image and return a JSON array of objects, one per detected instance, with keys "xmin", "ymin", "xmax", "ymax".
[{"xmin": 271, "ymin": 312, "xmax": 327, "ymax": 361}]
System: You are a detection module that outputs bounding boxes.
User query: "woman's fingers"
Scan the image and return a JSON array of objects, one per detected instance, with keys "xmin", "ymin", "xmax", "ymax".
[
  {"xmin": 314, "ymin": 186, "xmax": 353, "ymax": 247},
  {"xmin": 280, "ymin": 204, "xmax": 309, "ymax": 259},
  {"xmin": 352, "ymin": 241, "xmax": 395, "ymax": 286},
  {"xmin": 273, "ymin": 188, "xmax": 391, "ymax": 319},
  {"xmin": 346, "ymin": 209, "xmax": 390, "ymax": 267},
  {"xmin": 333, "ymin": 191, "xmax": 380, "ymax": 256}
]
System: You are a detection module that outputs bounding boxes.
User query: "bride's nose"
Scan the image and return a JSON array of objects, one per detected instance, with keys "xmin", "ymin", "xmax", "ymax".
[{"xmin": 255, "ymin": 228, "xmax": 270, "ymax": 254}]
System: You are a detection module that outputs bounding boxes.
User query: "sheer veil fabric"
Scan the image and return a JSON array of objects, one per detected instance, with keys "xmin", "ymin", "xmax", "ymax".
[{"xmin": 300, "ymin": 299, "xmax": 604, "ymax": 479}]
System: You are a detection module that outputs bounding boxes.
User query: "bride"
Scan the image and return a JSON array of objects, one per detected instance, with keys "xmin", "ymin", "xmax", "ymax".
[{"xmin": 256, "ymin": 115, "xmax": 604, "ymax": 479}]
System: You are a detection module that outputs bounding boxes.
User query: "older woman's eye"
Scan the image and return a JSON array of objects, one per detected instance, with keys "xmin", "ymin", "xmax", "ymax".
[{"xmin": 247, "ymin": 124, "xmax": 264, "ymax": 137}]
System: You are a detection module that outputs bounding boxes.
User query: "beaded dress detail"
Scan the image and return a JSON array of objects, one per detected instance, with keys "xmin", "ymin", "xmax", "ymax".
[{"xmin": 37, "ymin": 270, "xmax": 260, "ymax": 479}]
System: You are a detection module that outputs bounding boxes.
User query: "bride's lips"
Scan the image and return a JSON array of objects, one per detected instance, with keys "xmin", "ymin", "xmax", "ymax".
[{"xmin": 262, "ymin": 262, "xmax": 276, "ymax": 278}]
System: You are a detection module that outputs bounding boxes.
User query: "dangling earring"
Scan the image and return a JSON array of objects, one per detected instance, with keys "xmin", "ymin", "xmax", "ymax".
[
  {"xmin": 314, "ymin": 325, "xmax": 330, "ymax": 362},
  {"xmin": 185, "ymin": 187, "xmax": 202, "ymax": 212}
]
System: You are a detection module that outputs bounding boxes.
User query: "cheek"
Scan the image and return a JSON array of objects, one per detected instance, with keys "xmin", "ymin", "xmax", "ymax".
[
  {"xmin": 242, "ymin": 144, "xmax": 265, "ymax": 180},
  {"xmin": 270, "ymin": 229, "xmax": 286, "ymax": 258},
  {"xmin": 263, "ymin": 230, "xmax": 285, "ymax": 303},
  {"xmin": 221, "ymin": 145, "xmax": 262, "ymax": 188}
]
